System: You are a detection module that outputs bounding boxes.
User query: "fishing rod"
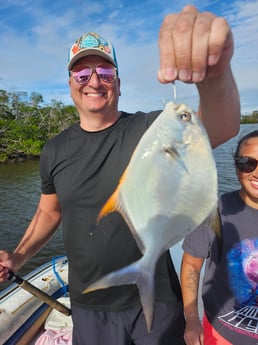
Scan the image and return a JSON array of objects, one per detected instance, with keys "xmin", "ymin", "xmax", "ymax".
[{"xmin": 8, "ymin": 270, "xmax": 71, "ymax": 316}]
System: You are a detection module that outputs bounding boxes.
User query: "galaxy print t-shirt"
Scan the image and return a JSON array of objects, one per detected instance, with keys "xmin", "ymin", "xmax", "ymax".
[{"xmin": 183, "ymin": 191, "xmax": 258, "ymax": 345}]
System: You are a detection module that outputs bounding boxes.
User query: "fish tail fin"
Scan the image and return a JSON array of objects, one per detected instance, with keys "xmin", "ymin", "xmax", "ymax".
[
  {"xmin": 82, "ymin": 263, "xmax": 139, "ymax": 294},
  {"xmin": 137, "ymin": 268, "xmax": 155, "ymax": 332},
  {"xmin": 82, "ymin": 258, "xmax": 155, "ymax": 332}
]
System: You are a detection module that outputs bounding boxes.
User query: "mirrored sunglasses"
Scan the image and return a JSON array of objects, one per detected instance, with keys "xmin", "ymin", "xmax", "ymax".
[
  {"xmin": 71, "ymin": 64, "xmax": 117, "ymax": 84},
  {"xmin": 234, "ymin": 156, "xmax": 258, "ymax": 173}
]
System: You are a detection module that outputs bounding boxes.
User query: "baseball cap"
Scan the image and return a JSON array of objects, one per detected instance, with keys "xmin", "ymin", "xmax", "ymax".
[{"xmin": 68, "ymin": 32, "xmax": 118, "ymax": 71}]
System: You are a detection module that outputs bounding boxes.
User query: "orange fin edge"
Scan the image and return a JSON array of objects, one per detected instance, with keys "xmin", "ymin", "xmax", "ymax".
[{"xmin": 96, "ymin": 167, "xmax": 128, "ymax": 223}]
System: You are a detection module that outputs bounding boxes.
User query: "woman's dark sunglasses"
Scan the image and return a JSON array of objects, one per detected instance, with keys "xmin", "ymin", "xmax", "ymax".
[{"xmin": 234, "ymin": 156, "xmax": 258, "ymax": 173}]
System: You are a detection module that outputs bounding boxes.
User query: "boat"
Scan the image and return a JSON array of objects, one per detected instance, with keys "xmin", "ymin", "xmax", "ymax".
[{"xmin": 0, "ymin": 255, "xmax": 70, "ymax": 345}]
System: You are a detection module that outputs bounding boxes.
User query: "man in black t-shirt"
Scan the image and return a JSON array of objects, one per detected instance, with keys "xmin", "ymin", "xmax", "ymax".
[{"xmin": 0, "ymin": 5, "xmax": 240, "ymax": 345}]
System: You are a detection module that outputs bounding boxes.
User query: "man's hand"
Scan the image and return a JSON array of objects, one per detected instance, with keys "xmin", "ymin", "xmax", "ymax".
[{"xmin": 158, "ymin": 5, "xmax": 234, "ymax": 83}]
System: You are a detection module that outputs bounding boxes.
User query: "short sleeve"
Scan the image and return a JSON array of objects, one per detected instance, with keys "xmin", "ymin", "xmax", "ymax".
[
  {"xmin": 39, "ymin": 143, "xmax": 56, "ymax": 194},
  {"xmin": 182, "ymin": 223, "xmax": 215, "ymax": 258}
]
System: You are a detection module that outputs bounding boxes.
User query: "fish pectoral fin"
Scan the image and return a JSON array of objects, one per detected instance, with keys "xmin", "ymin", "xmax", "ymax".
[
  {"xmin": 163, "ymin": 146, "xmax": 189, "ymax": 173},
  {"xmin": 163, "ymin": 146, "xmax": 179, "ymax": 158}
]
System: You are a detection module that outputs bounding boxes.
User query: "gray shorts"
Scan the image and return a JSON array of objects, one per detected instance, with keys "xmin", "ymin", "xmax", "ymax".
[{"xmin": 71, "ymin": 301, "xmax": 186, "ymax": 345}]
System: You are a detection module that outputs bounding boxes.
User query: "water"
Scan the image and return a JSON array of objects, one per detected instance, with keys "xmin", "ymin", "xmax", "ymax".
[
  {"xmin": 0, "ymin": 160, "xmax": 65, "ymax": 291},
  {"xmin": 0, "ymin": 124, "xmax": 257, "ymax": 293}
]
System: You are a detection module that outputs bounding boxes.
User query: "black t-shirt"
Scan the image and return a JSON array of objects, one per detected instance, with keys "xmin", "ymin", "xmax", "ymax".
[{"xmin": 40, "ymin": 110, "xmax": 182, "ymax": 310}]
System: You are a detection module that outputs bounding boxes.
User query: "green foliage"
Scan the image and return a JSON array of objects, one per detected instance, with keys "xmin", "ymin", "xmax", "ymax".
[
  {"xmin": 0, "ymin": 89, "xmax": 78, "ymax": 163},
  {"xmin": 0, "ymin": 88, "xmax": 257, "ymax": 163},
  {"xmin": 241, "ymin": 110, "xmax": 258, "ymax": 124}
]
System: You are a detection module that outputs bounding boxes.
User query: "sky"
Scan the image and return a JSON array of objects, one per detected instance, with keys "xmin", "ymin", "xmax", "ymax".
[{"xmin": 0, "ymin": 0, "xmax": 257, "ymax": 114}]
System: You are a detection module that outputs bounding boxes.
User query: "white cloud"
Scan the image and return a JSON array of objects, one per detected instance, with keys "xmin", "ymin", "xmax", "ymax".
[{"xmin": 0, "ymin": 0, "xmax": 257, "ymax": 112}]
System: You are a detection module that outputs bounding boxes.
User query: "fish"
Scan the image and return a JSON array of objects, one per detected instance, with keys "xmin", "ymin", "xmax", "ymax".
[{"xmin": 83, "ymin": 101, "xmax": 219, "ymax": 332}]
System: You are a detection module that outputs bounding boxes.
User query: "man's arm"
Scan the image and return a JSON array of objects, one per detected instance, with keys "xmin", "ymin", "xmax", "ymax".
[
  {"xmin": 180, "ymin": 252, "xmax": 204, "ymax": 345},
  {"xmin": 0, "ymin": 193, "xmax": 61, "ymax": 281},
  {"xmin": 197, "ymin": 67, "xmax": 240, "ymax": 148}
]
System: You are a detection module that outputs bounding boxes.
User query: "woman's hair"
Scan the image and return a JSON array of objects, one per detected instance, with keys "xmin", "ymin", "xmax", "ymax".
[{"xmin": 234, "ymin": 130, "xmax": 258, "ymax": 157}]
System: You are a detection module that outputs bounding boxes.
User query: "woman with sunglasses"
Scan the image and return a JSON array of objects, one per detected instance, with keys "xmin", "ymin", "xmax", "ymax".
[
  {"xmin": 181, "ymin": 130, "xmax": 258, "ymax": 345},
  {"xmin": 0, "ymin": 5, "xmax": 240, "ymax": 345}
]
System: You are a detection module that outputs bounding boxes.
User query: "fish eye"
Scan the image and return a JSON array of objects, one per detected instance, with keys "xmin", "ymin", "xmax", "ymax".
[{"xmin": 178, "ymin": 111, "xmax": 191, "ymax": 122}]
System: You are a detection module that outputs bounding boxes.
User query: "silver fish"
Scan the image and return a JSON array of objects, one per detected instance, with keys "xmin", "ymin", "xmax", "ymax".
[{"xmin": 83, "ymin": 101, "xmax": 218, "ymax": 331}]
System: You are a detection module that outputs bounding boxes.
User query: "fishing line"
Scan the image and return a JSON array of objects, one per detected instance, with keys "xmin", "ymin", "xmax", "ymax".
[{"xmin": 172, "ymin": 81, "xmax": 177, "ymax": 102}]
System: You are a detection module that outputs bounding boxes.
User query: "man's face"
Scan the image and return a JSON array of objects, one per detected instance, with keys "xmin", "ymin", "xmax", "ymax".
[{"xmin": 69, "ymin": 55, "xmax": 120, "ymax": 117}]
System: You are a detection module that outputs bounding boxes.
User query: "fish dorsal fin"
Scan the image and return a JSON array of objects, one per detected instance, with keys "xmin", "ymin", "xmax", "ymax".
[
  {"xmin": 97, "ymin": 168, "xmax": 127, "ymax": 223},
  {"xmin": 96, "ymin": 166, "xmax": 129, "ymax": 222},
  {"xmin": 97, "ymin": 167, "xmax": 146, "ymax": 254},
  {"xmin": 96, "ymin": 189, "xmax": 119, "ymax": 223}
]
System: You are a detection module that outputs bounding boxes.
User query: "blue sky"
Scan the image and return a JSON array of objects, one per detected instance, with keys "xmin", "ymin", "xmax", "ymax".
[{"xmin": 0, "ymin": 0, "xmax": 257, "ymax": 114}]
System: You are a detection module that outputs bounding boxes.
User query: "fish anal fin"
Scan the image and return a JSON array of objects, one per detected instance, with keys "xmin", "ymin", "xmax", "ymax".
[
  {"xmin": 211, "ymin": 208, "xmax": 223, "ymax": 260},
  {"xmin": 118, "ymin": 209, "xmax": 146, "ymax": 254}
]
